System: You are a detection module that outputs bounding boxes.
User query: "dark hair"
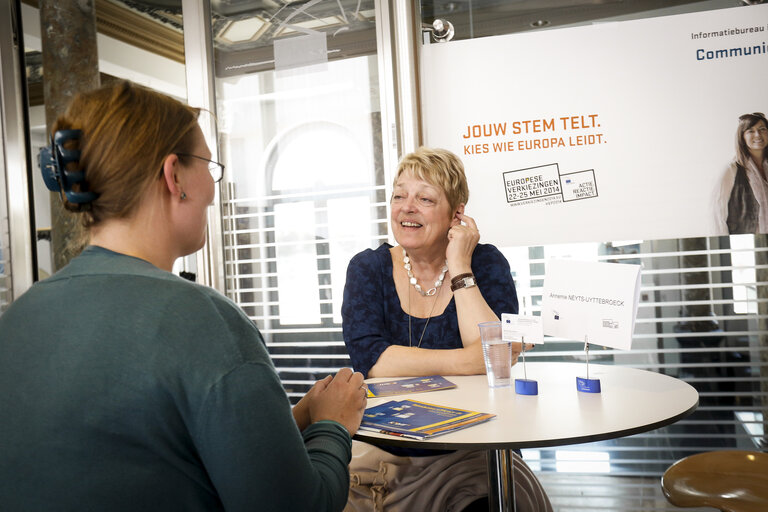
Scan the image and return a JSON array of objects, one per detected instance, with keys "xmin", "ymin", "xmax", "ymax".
[
  {"xmin": 51, "ymin": 80, "xmax": 201, "ymax": 227},
  {"xmin": 735, "ymin": 112, "xmax": 768, "ymax": 167}
]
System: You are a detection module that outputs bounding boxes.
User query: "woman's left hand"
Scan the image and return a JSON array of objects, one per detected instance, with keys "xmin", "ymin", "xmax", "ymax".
[
  {"xmin": 446, "ymin": 213, "xmax": 480, "ymax": 272},
  {"xmin": 292, "ymin": 374, "xmax": 333, "ymax": 431}
]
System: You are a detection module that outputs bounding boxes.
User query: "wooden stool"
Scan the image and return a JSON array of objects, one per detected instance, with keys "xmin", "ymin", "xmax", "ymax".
[{"xmin": 661, "ymin": 450, "xmax": 768, "ymax": 512}]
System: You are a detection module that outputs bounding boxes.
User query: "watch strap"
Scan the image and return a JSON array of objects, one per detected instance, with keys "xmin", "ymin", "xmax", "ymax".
[{"xmin": 450, "ymin": 273, "xmax": 476, "ymax": 292}]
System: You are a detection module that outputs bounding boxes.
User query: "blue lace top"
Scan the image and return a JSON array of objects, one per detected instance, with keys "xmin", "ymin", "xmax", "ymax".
[{"xmin": 342, "ymin": 243, "xmax": 519, "ymax": 378}]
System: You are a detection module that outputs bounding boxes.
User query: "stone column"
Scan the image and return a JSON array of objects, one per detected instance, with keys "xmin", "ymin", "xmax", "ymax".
[{"xmin": 39, "ymin": 0, "xmax": 100, "ymax": 270}]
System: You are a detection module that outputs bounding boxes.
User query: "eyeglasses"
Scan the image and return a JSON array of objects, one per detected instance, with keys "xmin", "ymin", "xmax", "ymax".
[
  {"xmin": 739, "ymin": 112, "xmax": 766, "ymax": 120},
  {"xmin": 176, "ymin": 153, "xmax": 225, "ymax": 183}
]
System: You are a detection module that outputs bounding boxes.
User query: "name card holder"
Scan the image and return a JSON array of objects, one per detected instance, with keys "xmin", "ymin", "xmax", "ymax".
[
  {"xmin": 515, "ymin": 335, "xmax": 539, "ymax": 395},
  {"xmin": 576, "ymin": 336, "xmax": 601, "ymax": 393}
]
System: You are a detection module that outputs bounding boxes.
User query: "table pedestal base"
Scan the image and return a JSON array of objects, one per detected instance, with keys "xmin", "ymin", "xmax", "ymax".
[{"xmin": 487, "ymin": 448, "xmax": 516, "ymax": 512}]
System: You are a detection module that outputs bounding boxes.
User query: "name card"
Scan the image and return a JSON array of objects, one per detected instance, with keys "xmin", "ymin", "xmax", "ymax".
[
  {"xmin": 501, "ymin": 313, "xmax": 544, "ymax": 345},
  {"xmin": 542, "ymin": 259, "xmax": 641, "ymax": 350}
]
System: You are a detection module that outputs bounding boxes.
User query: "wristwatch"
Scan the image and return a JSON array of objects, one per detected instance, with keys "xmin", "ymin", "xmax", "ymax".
[{"xmin": 450, "ymin": 273, "xmax": 477, "ymax": 292}]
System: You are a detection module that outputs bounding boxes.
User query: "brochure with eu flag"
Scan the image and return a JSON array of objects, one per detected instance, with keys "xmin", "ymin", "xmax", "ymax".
[
  {"xmin": 365, "ymin": 375, "xmax": 456, "ymax": 398},
  {"xmin": 359, "ymin": 399, "xmax": 495, "ymax": 439}
]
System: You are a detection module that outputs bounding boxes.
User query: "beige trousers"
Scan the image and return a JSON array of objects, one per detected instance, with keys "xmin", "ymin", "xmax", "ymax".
[{"xmin": 345, "ymin": 441, "xmax": 553, "ymax": 512}]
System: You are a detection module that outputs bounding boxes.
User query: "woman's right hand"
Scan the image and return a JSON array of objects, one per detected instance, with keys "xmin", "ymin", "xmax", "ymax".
[
  {"xmin": 446, "ymin": 213, "xmax": 481, "ymax": 274},
  {"xmin": 458, "ymin": 340, "xmax": 526, "ymax": 375},
  {"xmin": 307, "ymin": 367, "xmax": 367, "ymax": 435},
  {"xmin": 458, "ymin": 342, "xmax": 488, "ymax": 375}
]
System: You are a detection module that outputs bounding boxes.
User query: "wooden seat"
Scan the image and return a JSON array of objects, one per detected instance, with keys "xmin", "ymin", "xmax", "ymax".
[{"xmin": 661, "ymin": 450, "xmax": 768, "ymax": 512}]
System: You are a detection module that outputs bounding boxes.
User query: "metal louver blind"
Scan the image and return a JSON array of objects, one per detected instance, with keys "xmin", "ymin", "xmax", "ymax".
[
  {"xmin": 221, "ymin": 182, "xmax": 388, "ymax": 400},
  {"xmin": 222, "ymin": 189, "xmax": 767, "ymax": 476},
  {"xmin": 513, "ymin": 236, "xmax": 767, "ymax": 477}
]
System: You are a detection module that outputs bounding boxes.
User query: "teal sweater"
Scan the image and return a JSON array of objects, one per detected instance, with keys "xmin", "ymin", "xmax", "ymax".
[{"xmin": 0, "ymin": 246, "xmax": 351, "ymax": 511}]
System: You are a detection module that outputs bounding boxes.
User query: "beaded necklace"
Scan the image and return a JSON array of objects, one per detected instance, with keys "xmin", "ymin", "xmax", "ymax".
[{"xmin": 402, "ymin": 248, "xmax": 448, "ymax": 296}]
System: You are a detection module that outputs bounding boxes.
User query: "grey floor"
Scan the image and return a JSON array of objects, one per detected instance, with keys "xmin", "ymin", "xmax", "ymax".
[{"xmin": 537, "ymin": 474, "xmax": 715, "ymax": 512}]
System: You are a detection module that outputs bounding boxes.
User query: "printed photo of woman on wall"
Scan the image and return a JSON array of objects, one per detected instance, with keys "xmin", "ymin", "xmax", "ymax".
[{"xmin": 716, "ymin": 112, "xmax": 768, "ymax": 234}]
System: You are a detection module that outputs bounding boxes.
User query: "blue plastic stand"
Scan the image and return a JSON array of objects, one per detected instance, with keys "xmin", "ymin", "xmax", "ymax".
[
  {"xmin": 515, "ymin": 378, "xmax": 539, "ymax": 395},
  {"xmin": 576, "ymin": 376, "xmax": 601, "ymax": 393}
]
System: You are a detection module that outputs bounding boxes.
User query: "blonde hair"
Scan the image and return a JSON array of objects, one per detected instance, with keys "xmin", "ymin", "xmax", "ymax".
[
  {"xmin": 51, "ymin": 80, "xmax": 201, "ymax": 227},
  {"xmin": 393, "ymin": 147, "xmax": 469, "ymax": 211}
]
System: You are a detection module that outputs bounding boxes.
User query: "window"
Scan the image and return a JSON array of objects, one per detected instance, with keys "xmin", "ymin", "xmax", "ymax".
[
  {"xmin": 730, "ymin": 234, "xmax": 758, "ymax": 315},
  {"xmin": 206, "ymin": 2, "xmax": 768, "ymax": 507},
  {"xmin": 212, "ymin": 2, "xmax": 383, "ymax": 398},
  {"xmin": 502, "ymin": 236, "xmax": 767, "ymax": 480}
]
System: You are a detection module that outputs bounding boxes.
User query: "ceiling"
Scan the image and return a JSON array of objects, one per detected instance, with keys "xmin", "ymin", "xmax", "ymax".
[
  {"xmin": 117, "ymin": 0, "xmax": 753, "ymax": 45},
  {"xmin": 420, "ymin": 0, "xmax": 744, "ymax": 37},
  {"xmin": 113, "ymin": 0, "xmax": 748, "ymax": 76},
  {"xmin": 25, "ymin": 0, "xmax": 751, "ymax": 102}
]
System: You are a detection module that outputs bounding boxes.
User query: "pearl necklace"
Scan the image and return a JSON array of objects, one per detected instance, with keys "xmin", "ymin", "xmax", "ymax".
[{"xmin": 402, "ymin": 248, "xmax": 448, "ymax": 296}]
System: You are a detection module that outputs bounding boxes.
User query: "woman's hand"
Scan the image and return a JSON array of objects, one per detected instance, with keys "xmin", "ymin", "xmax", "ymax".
[
  {"xmin": 307, "ymin": 368, "xmax": 367, "ymax": 435},
  {"xmin": 457, "ymin": 341, "xmax": 524, "ymax": 375},
  {"xmin": 292, "ymin": 374, "xmax": 332, "ymax": 431},
  {"xmin": 458, "ymin": 342, "xmax": 487, "ymax": 375},
  {"xmin": 512, "ymin": 345, "xmax": 521, "ymax": 366},
  {"xmin": 446, "ymin": 213, "xmax": 480, "ymax": 273},
  {"xmin": 445, "ymin": 212, "xmax": 501, "ymax": 359}
]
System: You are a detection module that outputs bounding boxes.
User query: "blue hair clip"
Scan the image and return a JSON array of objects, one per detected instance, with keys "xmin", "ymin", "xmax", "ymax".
[{"xmin": 38, "ymin": 129, "xmax": 98, "ymax": 205}]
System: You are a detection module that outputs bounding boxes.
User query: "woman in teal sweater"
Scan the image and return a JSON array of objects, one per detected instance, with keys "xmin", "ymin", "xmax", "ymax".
[{"xmin": 0, "ymin": 80, "xmax": 366, "ymax": 511}]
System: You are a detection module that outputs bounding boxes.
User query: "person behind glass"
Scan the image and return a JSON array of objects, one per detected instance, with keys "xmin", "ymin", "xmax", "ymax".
[
  {"xmin": 0, "ymin": 80, "xmax": 366, "ymax": 512},
  {"xmin": 341, "ymin": 147, "xmax": 551, "ymax": 512},
  {"xmin": 716, "ymin": 112, "xmax": 768, "ymax": 234}
]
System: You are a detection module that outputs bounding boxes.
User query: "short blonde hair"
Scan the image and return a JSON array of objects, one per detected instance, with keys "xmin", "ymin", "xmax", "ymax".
[{"xmin": 393, "ymin": 147, "xmax": 469, "ymax": 212}]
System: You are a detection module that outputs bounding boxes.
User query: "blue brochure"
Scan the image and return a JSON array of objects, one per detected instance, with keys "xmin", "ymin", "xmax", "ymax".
[
  {"xmin": 365, "ymin": 375, "xmax": 456, "ymax": 398},
  {"xmin": 359, "ymin": 399, "xmax": 495, "ymax": 439}
]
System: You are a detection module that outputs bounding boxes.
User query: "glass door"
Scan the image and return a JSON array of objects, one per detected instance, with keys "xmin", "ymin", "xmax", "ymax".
[
  {"xmin": 0, "ymin": 0, "xmax": 35, "ymax": 310},
  {"xmin": 209, "ymin": 0, "xmax": 388, "ymax": 400}
]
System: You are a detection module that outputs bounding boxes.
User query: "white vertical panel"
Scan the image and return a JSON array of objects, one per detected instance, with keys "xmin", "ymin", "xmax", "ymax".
[
  {"xmin": 181, "ymin": 0, "xmax": 226, "ymax": 293},
  {"xmin": 275, "ymin": 201, "xmax": 321, "ymax": 324},
  {"xmin": 328, "ymin": 196, "xmax": 373, "ymax": 323}
]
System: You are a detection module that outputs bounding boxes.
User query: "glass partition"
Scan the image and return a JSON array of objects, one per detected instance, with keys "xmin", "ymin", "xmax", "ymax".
[
  {"xmin": 211, "ymin": 1, "xmax": 385, "ymax": 399},
  {"xmin": 419, "ymin": 0, "xmax": 766, "ymax": 508}
]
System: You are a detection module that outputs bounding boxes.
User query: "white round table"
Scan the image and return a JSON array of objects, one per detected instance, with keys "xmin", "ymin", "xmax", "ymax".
[{"xmin": 355, "ymin": 362, "xmax": 699, "ymax": 511}]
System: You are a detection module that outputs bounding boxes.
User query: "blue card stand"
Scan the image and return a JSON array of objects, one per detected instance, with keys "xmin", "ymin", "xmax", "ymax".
[
  {"xmin": 515, "ymin": 378, "xmax": 538, "ymax": 395},
  {"xmin": 576, "ymin": 376, "xmax": 601, "ymax": 393}
]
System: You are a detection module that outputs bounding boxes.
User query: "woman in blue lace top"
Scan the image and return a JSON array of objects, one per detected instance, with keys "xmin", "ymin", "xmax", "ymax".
[
  {"xmin": 341, "ymin": 148, "xmax": 551, "ymax": 512},
  {"xmin": 342, "ymin": 148, "xmax": 519, "ymax": 378}
]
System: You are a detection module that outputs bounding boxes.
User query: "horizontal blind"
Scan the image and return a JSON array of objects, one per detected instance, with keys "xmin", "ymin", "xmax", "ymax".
[
  {"xmin": 508, "ymin": 236, "xmax": 767, "ymax": 478},
  {"xmin": 222, "ymin": 182, "xmax": 388, "ymax": 399}
]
